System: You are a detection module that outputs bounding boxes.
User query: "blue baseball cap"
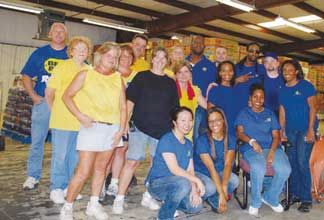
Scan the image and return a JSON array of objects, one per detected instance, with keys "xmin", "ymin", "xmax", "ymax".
[{"xmin": 264, "ymin": 52, "xmax": 278, "ymax": 60}]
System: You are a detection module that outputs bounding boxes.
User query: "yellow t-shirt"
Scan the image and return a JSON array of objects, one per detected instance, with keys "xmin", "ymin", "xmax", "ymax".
[
  {"xmin": 164, "ymin": 68, "xmax": 175, "ymax": 79},
  {"xmin": 75, "ymin": 69, "xmax": 122, "ymax": 124},
  {"xmin": 131, "ymin": 58, "xmax": 150, "ymax": 73},
  {"xmin": 120, "ymin": 70, "xmax": 137, "ymax": 87},
  {"xmin": 47, "ymin": 59, "xmax": 90, "ymax": 131},
  {"xmin": 179, "ymin": 85, "xmax": 201, "ymax": 141}
]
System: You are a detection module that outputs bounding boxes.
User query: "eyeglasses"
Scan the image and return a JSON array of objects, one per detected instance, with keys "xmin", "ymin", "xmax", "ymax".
[{"xmin": 248, "ymin": 49, "xmax": 260, "ymax": 54}]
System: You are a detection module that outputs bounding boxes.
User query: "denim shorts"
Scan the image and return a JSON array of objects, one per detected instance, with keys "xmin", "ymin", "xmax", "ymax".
[{"xmin": 127, "ymin": 126, "xmax": 158, "ymax": 161}]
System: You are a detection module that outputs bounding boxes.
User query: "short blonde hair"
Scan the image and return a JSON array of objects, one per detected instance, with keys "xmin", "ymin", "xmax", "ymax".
[
  {"xmin": 48, "ymin": 22, "xmax": 68, "ymax": 39},
  {"xmin": 93, "ymin": 42, "xmax": 120, "ymax": 70},
  {"xmin": 67, "ymin": 36, "xmax": 93, "ymax": 59},
  {"xmin": 173, "ymin": 60, "xmax": 192, "ymax": 75}
]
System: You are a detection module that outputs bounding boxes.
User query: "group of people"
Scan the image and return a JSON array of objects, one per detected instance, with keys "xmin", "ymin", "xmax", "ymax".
[{"xmin": 20, "ymin": 22, "xmax": 318, "ymax": 220}]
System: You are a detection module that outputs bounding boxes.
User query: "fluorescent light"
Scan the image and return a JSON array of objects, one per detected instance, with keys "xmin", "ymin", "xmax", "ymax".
[
  {"xmin": 0, "ymin": 1, "xmax": 43, "ymax": 14},
  {"xmin": 258, "ymin": 14, "xmax": 321, "ymax": 31},
  {"xmin": 275, "ymin": 17, "xmax": 316, "ymax": 33},
  {"xmin": 244, "ymin": 24, "xmax": 262, "ymax": 30},
  {"xmin": 289, "ymin": 15, "xmax": 322, "ymax": 23},
  {"xmin": 83, "ymin": 18, "xmax": 147, "ymax": 34},
  {"xmin": 216, "ymin": 0, "xmax": 255, "ymax": 12}
]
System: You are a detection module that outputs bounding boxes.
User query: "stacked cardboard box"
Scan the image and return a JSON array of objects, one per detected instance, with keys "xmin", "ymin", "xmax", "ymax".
[{"xmin": 1, "ymin": 77, "xmax": 32, "ymax": 143}]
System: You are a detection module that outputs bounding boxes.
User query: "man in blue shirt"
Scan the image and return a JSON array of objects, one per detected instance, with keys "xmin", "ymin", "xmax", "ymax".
[
  {"xmin": 21, "ymin": 23, "xmax": 68, "ymax": 191},
  {"xmin": 186, "ymin": 35, "xmax": 217, "ymax": 142},
  {"xmin": 235, "ymin": 42, "xmax": 266, "ymax": 113},
  {"xmin": 263, "ymin": 52, "xmax": 284, "ymax": 115}
]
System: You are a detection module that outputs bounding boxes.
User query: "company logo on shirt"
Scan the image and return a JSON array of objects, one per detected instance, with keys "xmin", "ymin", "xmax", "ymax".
[
  {"xmin": 265, "ymin": 117, "xmax": 271, "ymax": 123},
  {"xmin": 294, "ymin": 90, "xmax": 302, "ymax": 96},
  {"xmin": 202, "ymin": 67, "xmax": 207, "ymax": 72},
  {"xmin": 43, "ymin": 58, "xmax": 64, "ymax": 83},
  {"xmin": 44, "ymin": 58, "xmax": 63, "ymax": 75},
  {"xmin": 187, "ymin": 150, "xmax": 191, "ymax": 157}
]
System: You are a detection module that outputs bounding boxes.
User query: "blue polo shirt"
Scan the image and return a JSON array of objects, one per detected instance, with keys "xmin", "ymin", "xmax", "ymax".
[
  {"xmin": 234, "ymin": 63, "xmax": 266, "ymax": 112},
  {"xmin": 21, "ymin": 45, "xmax": 68, "ymax": 97},
  {"xmin": 234, "ymin": 107, "xmax": 280, "ymax": 153},
  {"xmin": 148, "ymin": 132, "xmax": 193, "ymax": 181},
  {"xmin": 186, "ymin": 55, "xmax": 217, "ymax": 97},
  {"xmin": 279, "ymin": 79, "xmax": 317, "ymax": 132},
  {"xmin": 208, "ymin": 85, "xmax": 238, "ymax": 136},
  {"xmin": 264, "ymin": 73, "xmax": 284, "ymax": 114},
  {"xmin": 193, "ymin": 134, "xmax": 236, "ymax": 176}
]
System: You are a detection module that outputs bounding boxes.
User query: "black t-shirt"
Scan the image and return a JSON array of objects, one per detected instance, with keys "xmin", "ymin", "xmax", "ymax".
[{"xmin": 126, "ymin": 71, "xmax": 179, "ymax": 139}]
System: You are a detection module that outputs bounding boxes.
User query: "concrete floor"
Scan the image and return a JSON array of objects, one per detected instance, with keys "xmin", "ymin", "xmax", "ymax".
[{"xmin": 1, "ymin": 139, "xmax": 324, "ymax": 220}]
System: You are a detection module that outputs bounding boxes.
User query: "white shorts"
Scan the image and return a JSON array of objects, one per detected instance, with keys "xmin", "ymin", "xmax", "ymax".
[{"xmin": 76, "ymin": 122, "xmax": 123, "ymax": 152}]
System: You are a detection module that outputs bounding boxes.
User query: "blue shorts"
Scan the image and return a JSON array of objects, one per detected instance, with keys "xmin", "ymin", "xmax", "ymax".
[{"xmin": 127, "ymin": 126, "xmax": 158, "ymax": 161}]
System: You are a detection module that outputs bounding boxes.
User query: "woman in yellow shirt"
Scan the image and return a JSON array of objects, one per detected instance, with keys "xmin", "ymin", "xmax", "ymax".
[
  {"xmin": 104, "ymin": 44, "xmax": 137, "ymax": 198},
  {"xmin": 45, "ymin": 36, "xmax": 92, "ymax": 204},
  {"xmin": 174, "ymin": 61, "xmax": 207, "ymax": 140},
  {"xmin": 60, "ymin": 42, "xmax": 127, "ymax": 220}
]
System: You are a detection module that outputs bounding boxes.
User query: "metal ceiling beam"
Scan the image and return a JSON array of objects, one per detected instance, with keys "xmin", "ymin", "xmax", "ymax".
[
  {"xmin": 264, "ymin": 38, "xmax": 324, "ymax": 54},
  {"xmin": 293, "ymin": 2, "xmax": 324, "ymax": 19},
  {"xmin": 21, "ymin": 0, "xmax": 143, "ymax": 24},
  {"xmin": 148, "ymin": 0, "xmax": 304, "ymax": 35}
]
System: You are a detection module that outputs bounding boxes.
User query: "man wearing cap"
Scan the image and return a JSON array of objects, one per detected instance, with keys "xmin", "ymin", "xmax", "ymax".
[{"xmin": 263, "ymin": 52, "xmax": 285, "ymax": 116}]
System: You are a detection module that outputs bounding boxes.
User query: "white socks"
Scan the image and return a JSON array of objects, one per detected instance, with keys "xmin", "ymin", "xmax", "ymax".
[
  {"xmin": 115, "ymin": 194, "xmax": 125, "ymax": 201},
  {"xmin": 90, "ymin": 196, "xmax": 99, "ymax": 204},
  {"xmin": 111, "ymin": 178, "xmax": 119, "ymax": 185}
]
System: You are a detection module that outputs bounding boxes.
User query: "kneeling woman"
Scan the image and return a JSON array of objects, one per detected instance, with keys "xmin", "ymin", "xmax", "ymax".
[
  {"xmin": 147, "ymin": 107, "xmax": 217, "ymax": 220},
  {"xmin": 194, "ymin": 107, "xmax": 239, "ymax": 213},
  {"xmin": 235, "ymin": 83, "xmax": 291, "ymax": 217}
]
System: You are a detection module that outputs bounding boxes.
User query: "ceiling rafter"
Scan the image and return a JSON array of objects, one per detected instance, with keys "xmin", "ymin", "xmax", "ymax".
[
  {"xmin": 293, "ymin": 2, "xmax": 324, "ymax": 19},
  {"xmin": 154, "ymin": 0, "xmax": 323, "ymax": 60},
  {"xmin": 148, "ymin": 0, "xmax": 304, "ymax": 35}
]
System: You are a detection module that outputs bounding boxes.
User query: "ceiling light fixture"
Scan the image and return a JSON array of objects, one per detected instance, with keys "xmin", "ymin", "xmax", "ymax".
[
  {"xmin": 83, "ymin": 18, "xmax": 147, "ymax": 34},
  {"xmin": 216, "ymin": 0, "xmax": 255, "ymax": 12},
  {"xmin": 275, "ymin": 17, "xmax": 316, "ymax": 33},
  {"xmin": 0, "ymin": 1, "xmax": 43, "ymax": 14},
  {"xmin": 258, "ymin": 15, "xmax": 319, "ymax": 33}
]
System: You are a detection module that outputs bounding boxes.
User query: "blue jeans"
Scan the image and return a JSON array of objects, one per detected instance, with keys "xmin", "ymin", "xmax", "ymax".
[
  {"xmin": 27, "ymin": 100, "xmax": 50, "ymax": 180},
  {"xmin": 243, "ymin": 148, "xmax": 291, "ymax": 208},
  {"xmin": 193, "ymin": 107, "xmax": 207, "ymax": 143},
  {"xmin": 148, "ymin": 174, "xmax": 216, "ymax": 220},
  {"xmin": 286, "ymin": 130, "xmax": 313, "ymax": 203},
  {"xmin": 50, "ymin": 129, "xmax": 78, "ymax": 190}
]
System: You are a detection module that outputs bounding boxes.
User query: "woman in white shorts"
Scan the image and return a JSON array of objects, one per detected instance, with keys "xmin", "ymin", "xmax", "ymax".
[{"xmin": 59, "ymin": 42, "xmax": 127, "ymax": 220}]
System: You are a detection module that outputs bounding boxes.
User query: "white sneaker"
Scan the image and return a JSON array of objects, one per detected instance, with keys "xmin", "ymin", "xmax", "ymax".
[
  {"xmin": 60, "ymin": 204, "xmax": 73, "ymax": 220},
  {"xmin": 106, "ymin": 183, "xmax": 118, "ymax": 196},
  {"xmin": 112, "ymin": 198, "xmax": 124, "ymax": 215},
  {"xmin": 141, "ymin": 192, "xmax": 160, "ymax": 210},
  {"xmin": 50, "ymin": 189, "xmax": 65, "ymax": 204},
  {"xmin": 63, "ymin": 188, "xmax": 82, "ymax": 200},
  {"xmin": 248, "ymin": 206, "xmax": 260, "ymax": 218},
  {"xmin": 262, "ymin": 198, "xmax": 284, "ymax": 213},
  {"xmin": 85, "ymin": 201, "xmax": 108, "ymax": 220},
  {"xmin": 23, "ymin": 176, "xmax": 39, "ymax": 190},
  {"xmin": 174, "ymin": 210, "xmax": 180, "ymax": 218}
]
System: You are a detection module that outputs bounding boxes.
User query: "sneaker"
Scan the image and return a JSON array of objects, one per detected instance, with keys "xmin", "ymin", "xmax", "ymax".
[
  {"xmin": 63, "ymin": 188, "xmax": 82, "ymax": 200},
  {"xmin": 60, "ymin": 205, "xmax": 73, "ymax": 220},
  {"xmin": 262, "ymin": 198, "xmax": 284, "ymax": 213},
  {"xmin": 50, "ymin": 189, "xmax": 65, "ymax": 204},
  {"xmin": 85, "ymin": 201, "xmax": 108, "ymax": 220},
  {"xmin": 248, "ymin": 206, "xmax": 260, "ymax": 218},
  {"xmin": 23, "ymin": 177, "xmax": 39, "ymax": 190},
  {"xmin": 141, "ymin": 192, "xmax": 160, "ymax": 210},
  {"xmin": 106, "ymin": 183, "xmax": 118, "ymax": 196},
  {"xmin": 174, "ymin": 210, "xmax": 180, "ymax": 218},
  {"xmin": 112, "ymin": 198, "xmax": 124, "ymax": 214}
]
